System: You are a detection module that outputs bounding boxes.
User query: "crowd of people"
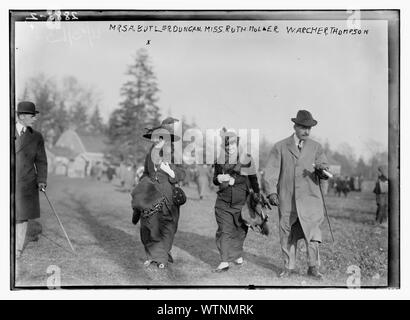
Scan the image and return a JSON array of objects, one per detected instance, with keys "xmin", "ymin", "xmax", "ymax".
[{"xmin": 329, "ymin": 175, "xmax": 364, "ymax": 197}]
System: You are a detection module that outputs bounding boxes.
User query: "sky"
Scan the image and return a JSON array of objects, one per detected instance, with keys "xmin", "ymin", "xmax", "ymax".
[{"xmin": 14, "ymin": 18, "xmax": 388, "ymax": 160}]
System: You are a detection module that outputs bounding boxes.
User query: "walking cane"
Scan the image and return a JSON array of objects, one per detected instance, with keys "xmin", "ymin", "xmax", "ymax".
[
  {"xmin": 40, "ymin": 188, "xmax": 76, "ymax": 254},
  {"xmin": 313, "ymin": 164, "xmax": 335, "ymax": 244},
  {"xmin": 317, "ymin": 180, "xmax": 335, "ymax": 244}
]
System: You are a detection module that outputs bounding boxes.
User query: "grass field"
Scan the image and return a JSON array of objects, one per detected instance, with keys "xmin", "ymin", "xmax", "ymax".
[{"xmin": 14, "ymin": 174, "xmax": 388, "ymax": 288}]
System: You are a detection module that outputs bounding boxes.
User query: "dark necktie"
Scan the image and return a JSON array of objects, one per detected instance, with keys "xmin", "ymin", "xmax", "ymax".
[{"xmin": 298, "ymin": 140, "xmax": 303, "ymax": 152}]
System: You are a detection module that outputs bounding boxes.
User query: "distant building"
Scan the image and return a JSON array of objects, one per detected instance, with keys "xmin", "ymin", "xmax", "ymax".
[
  {"xmin": 329, "ymin": 164, "xmax": 341, "ymax": 176},
  {"xmin": 49, "ymin": 129, "xmax": 108, "ymax": 178},
  {"xmin": 325, "ymin": 153, "xmax": 341, "ymax": 176}
]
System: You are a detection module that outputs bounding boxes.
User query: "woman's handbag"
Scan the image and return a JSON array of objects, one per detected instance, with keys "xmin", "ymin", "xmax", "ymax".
[{"xmin": 172, "ymin": 184, "xmax": 187, "ymax": 206}]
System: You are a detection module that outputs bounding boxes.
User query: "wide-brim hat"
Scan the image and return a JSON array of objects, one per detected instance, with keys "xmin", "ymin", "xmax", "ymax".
[
  {"xmin": 143, "ymin": 117, "xmax": 180, "ymax": 142},
  {"xmin": 17, "ymin": 101, "xmax": 39, "ymax": 115},
  {"xmin": 291, "ymin": 110, "xmax": 317, "ymax": 127},
  {"xmin": 220, "ymin": 127, "xmax": 239, "ymax": 146}
]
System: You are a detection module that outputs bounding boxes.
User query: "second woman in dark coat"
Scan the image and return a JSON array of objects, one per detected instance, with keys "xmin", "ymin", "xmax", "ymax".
[{"xmin": 212, "ymin": 128, "xmax": 261, "ymax": 272}]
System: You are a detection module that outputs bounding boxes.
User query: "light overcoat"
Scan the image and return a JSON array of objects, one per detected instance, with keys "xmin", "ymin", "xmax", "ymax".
[{"xmin": 263, "ymin": 135, "xmax": 328, "ymax": 242}]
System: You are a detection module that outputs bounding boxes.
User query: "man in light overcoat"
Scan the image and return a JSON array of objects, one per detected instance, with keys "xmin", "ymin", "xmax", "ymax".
[{"xmin": 263, "ymin": 110, "xmax": 329, "ymax": 279}]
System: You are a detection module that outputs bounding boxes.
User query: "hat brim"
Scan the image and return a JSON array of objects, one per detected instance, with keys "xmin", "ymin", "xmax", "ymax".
[
  {"xmin": 17, "ymin": 111, "xmax": 40, "ymax": 115},
  {"xmin": 291, "ymin": 118, "xmax": 317, "ymax": 127}
]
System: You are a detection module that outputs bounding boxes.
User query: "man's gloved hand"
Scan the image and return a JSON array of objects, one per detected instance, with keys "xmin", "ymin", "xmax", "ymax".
[
  {"xmin": 268, "ymin": 193, "xmax": 279, "ymax": 206},
  {"xmin": 228, "ymin": 177, "xmax": 235, "ymax": 186},
  {"xmin": 314, "ymin": 164, "xmax": 330, "ymax": 180},
  {"xmin": 38, "ymin": 183, "xmax": 47, "ymax": 191},
  {"xmin": 314, "ymin": 163, "xmax": 327, "ymax": 171}
]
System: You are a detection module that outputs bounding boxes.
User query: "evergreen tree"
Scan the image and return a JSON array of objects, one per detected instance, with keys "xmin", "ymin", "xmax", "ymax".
[
  {"xmin": 89, "ymin": 106, "xmax": 105, "ymax": 133},
  {"xmin": 69, "ymin": 105, "xmax": 89, "ymax": 130},
  {"xmin": 107, "ymin": 49, "xmax": 162, "ymax": 163}
]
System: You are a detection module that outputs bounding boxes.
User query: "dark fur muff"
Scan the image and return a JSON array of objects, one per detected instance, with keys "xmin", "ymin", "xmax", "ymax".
[
  {"xmin": 241, "ymin": 192, "xmax": 270, "ymax": 236},
  {"xmin": 131, "ymin": 176, "xmax": 165, "ymax": 225}
]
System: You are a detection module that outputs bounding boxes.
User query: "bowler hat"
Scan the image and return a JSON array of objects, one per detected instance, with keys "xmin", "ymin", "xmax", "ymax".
[
  {"xmin": 291, "ymin": 110, "xmax": 317, "ymax": 127},
  {"xmin": 143, "ymin": 117, "xmax": 180, "ymax": 142},
  {"xmin": 17, "ymin": 101, "xmax": 39, "ymax": 115}
]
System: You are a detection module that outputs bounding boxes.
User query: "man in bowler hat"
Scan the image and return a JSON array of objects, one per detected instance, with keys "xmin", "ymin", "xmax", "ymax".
[
  {"xmin": 263, "ymin": 110, "xmax": 329, "ymax": 279},
  {"xmin": 15, "ymin": 101, "xmax": 47, "ymax": 258}
]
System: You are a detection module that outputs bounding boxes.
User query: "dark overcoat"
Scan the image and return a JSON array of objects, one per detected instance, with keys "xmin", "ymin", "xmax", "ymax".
[
  {"xmin": 15, "ymin": 127, "xmax": 48, "ymax": 221},
  {"xmin": 213, "ymin": 152, "xmax": 260, "ymax": 262}
]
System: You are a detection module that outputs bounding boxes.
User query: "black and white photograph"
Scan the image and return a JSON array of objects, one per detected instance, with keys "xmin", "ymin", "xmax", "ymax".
[{"xmin": 9, "ymin": 9, "xmax": 399, "ymax": 289}]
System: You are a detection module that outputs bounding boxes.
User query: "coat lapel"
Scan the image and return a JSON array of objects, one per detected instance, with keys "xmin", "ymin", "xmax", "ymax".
[
  {"xmin": 15, "ymin": 128, "xmax": 32, "ymax": 153},
  {"xmin": 15, "ymin": 129, "xmax": 22, "ymax": 152},
  {"xmin": 15, "ymin": 131, "xmax": 30, "ymax": 153},
  {"xmin": 286, "ymin": 135, "xmax": 299, "ymax": 159}
]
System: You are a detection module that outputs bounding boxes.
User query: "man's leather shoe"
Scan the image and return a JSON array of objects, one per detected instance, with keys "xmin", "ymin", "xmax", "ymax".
[
  {"xmin": 28, "ymin": 234, "xmax": 39, "ymax": 242},
  {"xmin": 307, "ymin": 266, "xmax": 323, "ymax": 280}
]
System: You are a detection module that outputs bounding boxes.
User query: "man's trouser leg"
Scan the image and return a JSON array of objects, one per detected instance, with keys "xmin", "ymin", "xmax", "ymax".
[
  {"xmin": 16, "ymin": 221, "xmax": 28, "ymax": 252},
  {"xmin": 305, "ymin": 240, "xmax": 320, "ymax": 267},
  {"xmin": 285, "ymin": 237, "xmax": 298, "ymax": 270},
  {"xmin": 281, "ymin": 220, "xmax": 303, "ymax": 270}
]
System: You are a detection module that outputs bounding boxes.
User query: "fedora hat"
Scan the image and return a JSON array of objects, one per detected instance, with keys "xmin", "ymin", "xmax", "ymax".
[
  {"xmin": 17, "ymin": 101, "xmax": 39, "ymax": 115},
  {"xmin": 291, "ymin": 110, "xmax": 317, "ymax": 127},
  {"xmin": 143, "ymin": 117, "xmax": 180, "ymax": 142}
]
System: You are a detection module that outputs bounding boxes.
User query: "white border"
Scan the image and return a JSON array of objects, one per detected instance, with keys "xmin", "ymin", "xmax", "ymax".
[{"xmin": 1, "ymin": 0, "xmax": 408, "ymax": 300}]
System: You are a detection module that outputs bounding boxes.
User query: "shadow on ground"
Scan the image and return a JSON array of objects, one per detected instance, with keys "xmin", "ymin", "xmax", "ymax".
[
  {"xmin": 174, "ymin": 231, "xmax": 282, "ymax": 274},
  {"xmin": 68, "ymin": 193, "xmax": 159, "ymax": 285}
]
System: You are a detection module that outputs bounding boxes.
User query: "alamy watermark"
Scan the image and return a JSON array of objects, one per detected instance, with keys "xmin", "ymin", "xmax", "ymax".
[
  {"xmin": 46, "ymin": 265, "xmax": 61, "ymax": 289},
  {"xmin": 149, "ymin": 126, "xmax": 260, "ymax": 173}
]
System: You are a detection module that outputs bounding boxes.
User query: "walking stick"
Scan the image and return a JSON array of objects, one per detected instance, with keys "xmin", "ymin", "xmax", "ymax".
[
  {"xmin": 318, "ymin": 179, "xmax": 335, "ymax": 244},
  {"xmin": 40, "ymin": 189, "xmax": 76, "ymax": 254}
]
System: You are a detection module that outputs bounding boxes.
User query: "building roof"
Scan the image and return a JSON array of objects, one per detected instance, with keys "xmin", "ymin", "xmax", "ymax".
[
  {"xmin": 49, "ymin": 146, "xmax": 79, "ymax": 159},
  {"xmin": 76, "ymin": 132, "xmax": 108, "ymax": 154}
]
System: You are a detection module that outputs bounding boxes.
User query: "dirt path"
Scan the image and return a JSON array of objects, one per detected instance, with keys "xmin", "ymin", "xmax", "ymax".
[{"xmin": 14, "ymin": 175, "xmax": 388, "ymax": 288}]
